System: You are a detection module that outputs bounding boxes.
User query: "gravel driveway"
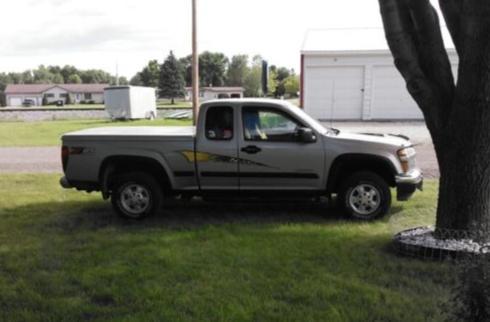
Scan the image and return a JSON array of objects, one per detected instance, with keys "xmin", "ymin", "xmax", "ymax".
[{"xmin": 0, "ymin": 122, "xmax": 439, "ymax": 177}]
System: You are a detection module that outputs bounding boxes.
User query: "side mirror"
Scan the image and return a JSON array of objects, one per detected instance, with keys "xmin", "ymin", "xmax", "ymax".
[{"xmin": 296, "ymin": 127, "xmax": 317, "ymax": 143}]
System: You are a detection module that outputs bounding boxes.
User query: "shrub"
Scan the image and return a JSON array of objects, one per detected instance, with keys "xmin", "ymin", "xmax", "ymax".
[
  {"xmin": 65, "ymin": 94, "xmax": 72, "ymax": 105},
  {"xmin": 42, "ymin": 95, "xmax": 48, "ymax": 106}
]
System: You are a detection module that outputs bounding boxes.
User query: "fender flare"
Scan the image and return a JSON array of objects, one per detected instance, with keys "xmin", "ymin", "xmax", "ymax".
[
  {"xmin": 98, "ymin": 152, "xmax": 174, "ymax": 199},
  {"xmin": 326, "ymin": 153, "xmax": 397, "ymax": 192}
]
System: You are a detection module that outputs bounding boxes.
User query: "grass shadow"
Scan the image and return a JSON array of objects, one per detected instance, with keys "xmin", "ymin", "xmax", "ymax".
[
  {"xmin": 4, "ymin": 193, "xmax": 419, "ymax": 238},
  {"xmin": 9, "ymin": 197, "xmax": 357, "ymax": 234}
]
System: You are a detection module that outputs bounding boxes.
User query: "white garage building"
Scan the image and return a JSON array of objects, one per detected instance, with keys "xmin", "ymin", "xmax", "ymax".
[{"xmin": 300, "ymin": 29, "xmax": 457, "ymax": 120}]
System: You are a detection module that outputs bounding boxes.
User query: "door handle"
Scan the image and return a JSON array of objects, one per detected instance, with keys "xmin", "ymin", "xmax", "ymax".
[{"xmin": 241, "ymin": 145, "xmax": 262, "ymax": 154}]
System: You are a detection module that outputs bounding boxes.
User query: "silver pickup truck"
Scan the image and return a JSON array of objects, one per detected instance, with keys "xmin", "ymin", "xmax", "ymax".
[{"xmin": 60, "ymin": 99, "xmax": 423, "ymax": 220}]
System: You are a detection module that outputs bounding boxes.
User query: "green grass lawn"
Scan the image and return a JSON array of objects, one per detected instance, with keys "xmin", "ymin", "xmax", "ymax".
[
  {"xmin": 0, "ymin": 119, "xmax": 192, "ymax": 147},
  {"xmin": 157, "ymin": 100, "xmax": 192, "ymax": 108},
  {"xmin": 0, "ymin": 176, "xmax": 454, "ymax": 321}
]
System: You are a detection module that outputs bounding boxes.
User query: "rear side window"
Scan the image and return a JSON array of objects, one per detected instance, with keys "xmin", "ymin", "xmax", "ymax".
[{"xmin": 205, "ymin": 106, "xmax": 234, "ymax": 141}]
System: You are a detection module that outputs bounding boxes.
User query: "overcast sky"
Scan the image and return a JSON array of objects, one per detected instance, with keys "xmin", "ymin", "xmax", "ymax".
[{"xmin": 0, "ymin": 0, "xmax": 442, "ymax": 78}]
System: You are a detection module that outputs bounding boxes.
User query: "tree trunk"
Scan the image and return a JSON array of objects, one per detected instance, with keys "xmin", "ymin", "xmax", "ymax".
[
  {"xmin": 171, "ymin": 98, "xmax": 175, "ymax": 105},
  {"xmin": 436, "ymin": 116, "xmax": 490, "ymax": 235},
  {"xmin": 378, "ymin": 0, "xmax": 490, "ymax": 237},
  {"xmin": 434, "ymin": 5, "xmax": 490, "ymax": 234}
]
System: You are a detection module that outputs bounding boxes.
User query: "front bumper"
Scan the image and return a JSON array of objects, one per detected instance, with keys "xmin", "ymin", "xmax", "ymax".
[{"xmin": 395, "ymin": 169, "xmax": 423, "ymax": 201}]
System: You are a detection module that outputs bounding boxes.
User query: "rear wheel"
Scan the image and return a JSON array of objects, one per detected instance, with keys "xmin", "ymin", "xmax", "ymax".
[
  {"xmin": 338, "ymin": 171, "xmax": 391, "ymax": 220},
  {"xmin": 111, "ymin": 172, "xmax": 163, "ymax": 219}
]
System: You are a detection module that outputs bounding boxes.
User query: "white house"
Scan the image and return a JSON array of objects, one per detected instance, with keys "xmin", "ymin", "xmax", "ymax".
[
  {"xmin": 5, "ymin": 84, "xmax": 108, "ymax": 107},
  {"xmin": 185, "ymin": 87, "xmax": 244, "ymax": 102},
  {"xmin": 300, "ymin": 28, "xmax": 458, "ymax": 120}
]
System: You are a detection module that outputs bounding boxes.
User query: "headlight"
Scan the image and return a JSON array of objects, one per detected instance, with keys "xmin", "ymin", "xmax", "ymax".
[{"xmin": 397, "ymin": 147, "xmax": 416, "ymax": 173}]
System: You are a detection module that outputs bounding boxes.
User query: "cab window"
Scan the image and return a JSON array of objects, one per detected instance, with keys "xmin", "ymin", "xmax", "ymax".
[
  {"xmin": 242, "ymin": 106, "xmax": 303, "ymax": 142},
  {"xmin": 205, "ymin": 106, "xmax": 234, "ymax": 140}
]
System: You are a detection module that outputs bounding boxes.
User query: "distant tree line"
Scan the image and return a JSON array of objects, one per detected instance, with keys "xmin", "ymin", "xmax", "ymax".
[
  {"xmin": 0, "ymin": 54, "xmax": 299, "ymax": 107},
  {"xmin": 131, "ymin": 51, "xmax": 300, "ymax": 103},
  {"xmin": 0, "ymin": 65, "xmax": 128, "ymax": 106}
]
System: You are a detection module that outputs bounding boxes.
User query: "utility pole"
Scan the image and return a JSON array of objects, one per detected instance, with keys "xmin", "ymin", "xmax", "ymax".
[
  {"xmin": 192, "ymin": 0, "xmax": 199, "ymax": 125},
  {"xmin": 116, "ymin": 62, "xmax": 119, "ymax": 86}
]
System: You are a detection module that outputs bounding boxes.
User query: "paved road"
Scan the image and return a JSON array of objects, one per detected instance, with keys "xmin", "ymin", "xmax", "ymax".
[
  {"xmin": 0, "ymin": 147, "xmax": 61, "ymax": 173},
  {"xmin": 0, "ymin": 122, "xmax": 439, "ymax": 177},
  {"xmin": 0, "ymin": 108, "xmax": 190, "ymax": 122}
]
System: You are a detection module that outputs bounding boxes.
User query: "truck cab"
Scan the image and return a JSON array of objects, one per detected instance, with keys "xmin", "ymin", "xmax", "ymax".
[{"xmin": 195, "ymin": 100, "xmax": 327, "ymax": 192}]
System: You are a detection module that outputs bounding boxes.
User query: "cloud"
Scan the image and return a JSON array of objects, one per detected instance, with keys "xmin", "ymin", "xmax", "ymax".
[
  {"xmin": 0, "ymin": 0, "xmax": 413, "ymax": 78},
  {"xmin": 28, "ymin": 0, "xmax": 75, "ymax": 8},
  {"xmin": 1, "ymin": 24, "xmax": 157, "ymax": 56}
]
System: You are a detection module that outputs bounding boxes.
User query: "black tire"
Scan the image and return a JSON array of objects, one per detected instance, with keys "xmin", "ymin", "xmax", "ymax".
[
  {"xmin": 338, "ymin": 171, "xmax": 392, "ymax": 220},
  {"xmin": 110, "ymin": 172, "xmax": 163, "ymax": 220}
]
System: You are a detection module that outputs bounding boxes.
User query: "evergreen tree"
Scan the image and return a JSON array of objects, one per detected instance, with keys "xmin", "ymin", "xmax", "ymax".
[{"xmin": 159, "ymin": 51, "xmax": 185, "ymax": 104}]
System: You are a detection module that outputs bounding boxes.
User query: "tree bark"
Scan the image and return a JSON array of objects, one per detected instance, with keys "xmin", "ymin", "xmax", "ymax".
[
  {"xmin": 379, "ymin": 0, "xmax": 490, "ymax": 235},
  {"xmin": 436, "ymin": 108, "xmax": 490, "ymax": 233}
]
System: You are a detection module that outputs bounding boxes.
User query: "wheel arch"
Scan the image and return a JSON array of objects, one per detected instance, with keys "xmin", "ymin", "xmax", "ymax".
[
  {"xmin": 99, "ymin": 155, "xmax": 173, "ymax": 199},
  {"xmin": 327, "ymin": 153, "xmax": 397, "ymax": 193}
]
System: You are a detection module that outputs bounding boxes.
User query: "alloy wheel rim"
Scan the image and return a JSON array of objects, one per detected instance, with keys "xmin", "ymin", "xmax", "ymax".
[
  {"xmin": 120, "ymin": 184, "xmax": 151, "ymax": 217},
  {"xmin": 348, "ymin": 184, "xmax": 381, "ymax": 216}
]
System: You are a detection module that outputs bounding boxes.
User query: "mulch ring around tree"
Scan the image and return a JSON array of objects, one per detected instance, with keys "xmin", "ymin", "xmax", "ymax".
[{"xmin": 393, "ymin": 226, "xmax": 490, "ymax": 260}]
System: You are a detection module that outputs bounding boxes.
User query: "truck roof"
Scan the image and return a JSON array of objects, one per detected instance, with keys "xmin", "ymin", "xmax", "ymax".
[{"xmin": 201, "ymin": 98, "xmax": 292, "ymax": 106}]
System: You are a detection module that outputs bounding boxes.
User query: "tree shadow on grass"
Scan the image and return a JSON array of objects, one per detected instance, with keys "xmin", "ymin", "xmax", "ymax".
[
  {"xmin": 40, "ymin": 198, "xmax": 338, "ymax": 233},
  {"xmin": 31, "ymin": 197, "xmax": 404, "ymax": 234}
]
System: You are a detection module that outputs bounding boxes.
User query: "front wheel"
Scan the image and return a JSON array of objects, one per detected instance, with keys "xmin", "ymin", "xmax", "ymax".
[
  {"xmin": 338, "ymin": 171, "xmax": 392, "ymax": 220},
  {"xmin": 111, "ymin": 172, "xmax": 163, "ymax": 219}
]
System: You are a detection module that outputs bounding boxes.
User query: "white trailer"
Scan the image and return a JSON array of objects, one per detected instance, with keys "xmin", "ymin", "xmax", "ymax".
[{"xmin": 104, "ymin": 86, "xmax": 157, "ymax": 120}]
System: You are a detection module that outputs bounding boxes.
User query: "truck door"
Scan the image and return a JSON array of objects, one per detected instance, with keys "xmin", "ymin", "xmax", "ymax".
[
  {"xmin": 238, "ymin": 105, "xmax": 325, "ymax": 191},
  {"xmin": 195, "ymin": 105, "xmax": 239, "ymax": 191}
]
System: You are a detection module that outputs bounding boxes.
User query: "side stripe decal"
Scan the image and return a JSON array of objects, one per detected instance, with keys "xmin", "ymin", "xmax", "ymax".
[{"xmin": 201, "ymin": 172, "xmax": 319, "ymax": 179}]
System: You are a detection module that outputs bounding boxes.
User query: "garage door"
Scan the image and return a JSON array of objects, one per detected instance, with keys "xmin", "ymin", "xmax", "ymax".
[
  {"xmin": 371, "ymin": 66, "xmax": 423, "ymax": 120},
  {"xmin": 9, "ymin": 97, "xmax": 22, "ymax": 107},
  {"xmin": 305, "ymin": 66, "xmax": 364, "ymax": 120}
]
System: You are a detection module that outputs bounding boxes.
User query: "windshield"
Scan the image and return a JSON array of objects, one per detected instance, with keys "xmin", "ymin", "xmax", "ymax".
[{"xmin": 286, "ymin": 103, "xmax": 337, "ymax": 135}]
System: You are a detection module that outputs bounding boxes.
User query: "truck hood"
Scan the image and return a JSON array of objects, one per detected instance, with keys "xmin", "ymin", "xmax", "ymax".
[
  {"xmin": 63, "ymin": 126, "xmax": 195, "ymax": 139},
  {"xmin": 332, "ymin": 131, "xmax": 411, "ymax": 148}
]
